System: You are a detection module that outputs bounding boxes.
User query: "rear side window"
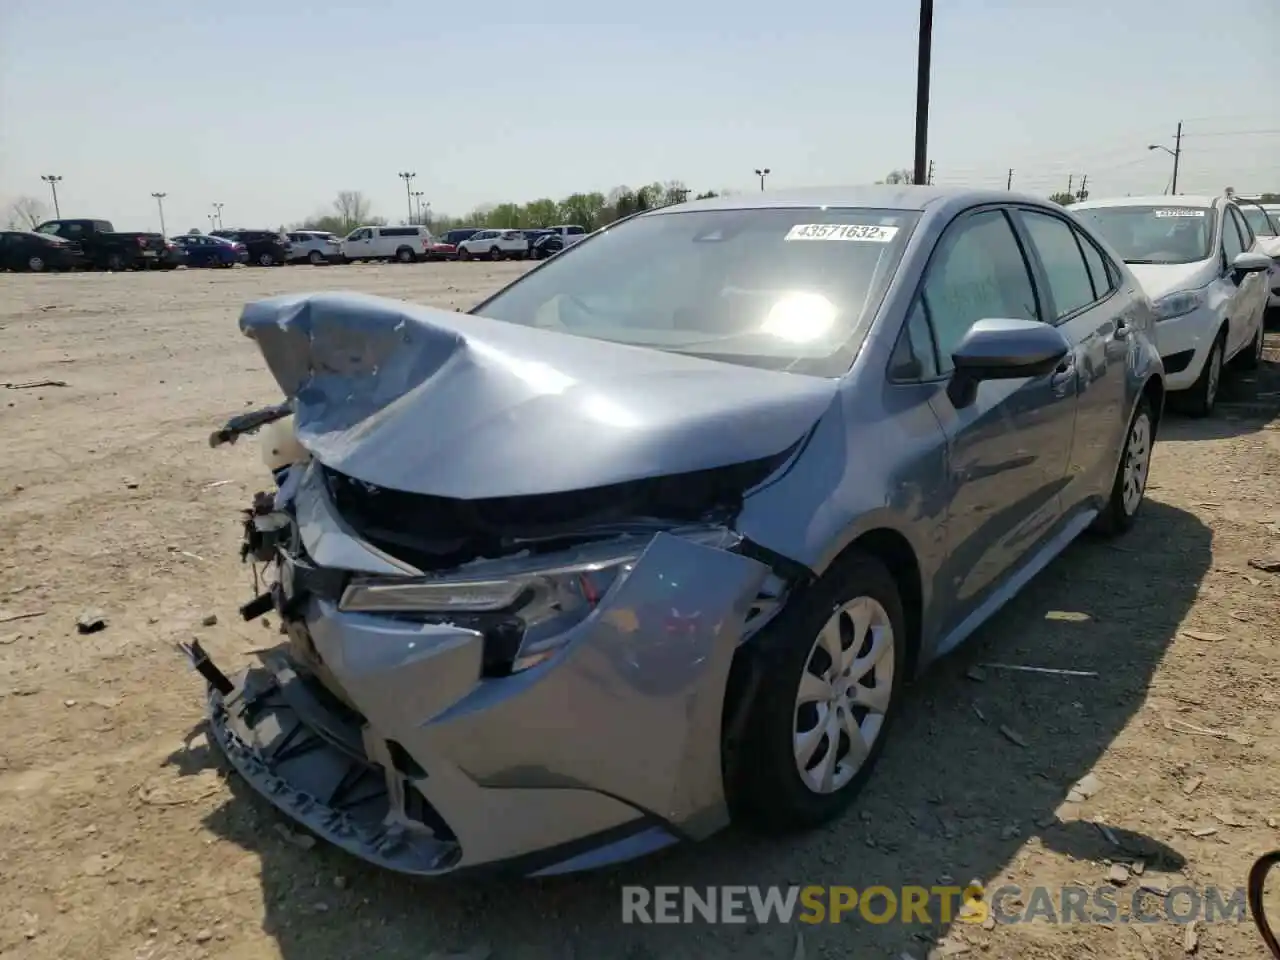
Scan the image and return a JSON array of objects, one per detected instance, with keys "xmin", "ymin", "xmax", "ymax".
[
  {"xmin": 919, "ymin": 209, "xmax": 1041, "ymax": 373},
  {"xmin": 1018, "ymin": 209, "xmax": 1097, "ymax": 319},
  {"xmin": 1222, "ymin": 207, "xmax": 1245, "ymax": 262},
  {"xmin": 380, "ymin": 227, "xmax": 418, "ymax": 237},
  {"xmin": 567, "ymin": 226, "xmax": 585, "ymax": 235}
]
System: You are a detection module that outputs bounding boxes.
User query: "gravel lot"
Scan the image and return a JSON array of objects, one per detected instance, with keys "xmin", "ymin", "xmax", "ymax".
[{"xmin": 1, "ymin": 263, "xmax": 1278, "ymax": 960}]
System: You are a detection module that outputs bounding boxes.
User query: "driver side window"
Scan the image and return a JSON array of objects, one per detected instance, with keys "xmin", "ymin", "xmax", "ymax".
[
  {"xmin": 1222, "ymin": 208, "xmax": 1245, "ymax": 264},
  {"xmin": 918, "ymin": 209, "xmax": 1042, "ymax": 374}
]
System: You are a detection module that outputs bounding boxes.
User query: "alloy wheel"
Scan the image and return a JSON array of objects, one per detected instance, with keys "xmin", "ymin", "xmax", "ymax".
[
  {"xmin": 1121, "ymin": 411, "xmax": 1151, "ymax": 515},
  {"xmin": 793, "ymin": 597, "xmax": 895, "ymax": 795}
]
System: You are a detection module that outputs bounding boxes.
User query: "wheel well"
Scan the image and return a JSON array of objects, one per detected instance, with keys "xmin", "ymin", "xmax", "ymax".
[
  {"xmin": 848, "ymin": 529, "xmax": 924, "ymax": 676},
  {"xmin": 1142, "ymin": 375, "xmax": 1165, "ymax": 436}
]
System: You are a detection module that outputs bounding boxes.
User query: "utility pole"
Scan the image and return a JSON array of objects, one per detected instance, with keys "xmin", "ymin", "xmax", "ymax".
[
  {"xmin": 912, "ymin": 0, "xmax": 934, "ymax": 186},
  {"xmin": 754, "ymin": 168, "xmax": 771, "ymax": 191},
  {"xmin": 1075, "ymin": 174, "xmax": 1088, "ymax": 202},
  {"xmin": 926, "ymin": 159, "xmax": 935, "ymax": 185},
  {"xmin": 1067, "ymin": 174, "xmax": 1074, "ymax": 197},
  {"xmin": 212, "ymin": 202, "xmax": 224, "ymax": 229},
  {"xmin": 1147, "ymin": 122, "xmax": 1182, "ymax": 196},
  {"xmin": 1007, "ymin": 168, "xmax": 1014, "ymax": 190},
  {"xmin": 41, "ymin": 175, "xmax": 63, "ymax": 218},
  {"xmin": 151, "ymin": 193, "xmax": 168, "ymax": 236},
  {"xmin": 398, "ymin": 172, "xmax": 416, "ymax": 224}
]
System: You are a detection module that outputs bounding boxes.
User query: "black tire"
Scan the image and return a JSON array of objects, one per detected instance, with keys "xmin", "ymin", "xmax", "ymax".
[
  {"xmin": 308, "ymin": 250, "xmax": 324, "ymax": 266},
  {"xmin": 1234, "ymin": 323, "xmax": 1264, "ymax": 371},
  {"xmin": 1181, "ymin": 332, "xmax": 1224, "ymax": 418},
  {"xmin": 489, "ymin": 246, "xmax": 503, "ymax": 261},
  {"xmin": 396, "ymin": 246, "xmax": 416, "ymax": 263},
  {"xmin": 26, "ymin": 255, "xmax": 46, "ymax": 272},
  {"xmin": 257, "ymin": 252, "xmax": 275, "ymax": 267},
  {"xmin": 1091, "ymin": 392, "xmax": 1154, "ymax": 537},
  {"xmin": 458, "ymin": 248, "xmax": 472, "ymax": 261},
  {"xmin": 106, "ymin": 252, "xmax": 125, "ymax": 272},
  {"xmin": 725, "ymin": 549, "xmax": 907, "ymax": 833}
]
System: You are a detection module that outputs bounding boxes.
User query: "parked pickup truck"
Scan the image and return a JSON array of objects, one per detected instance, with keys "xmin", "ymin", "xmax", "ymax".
[{"xmin": 33, "ymin": 218, "xmax": 168, "ymax": 271}]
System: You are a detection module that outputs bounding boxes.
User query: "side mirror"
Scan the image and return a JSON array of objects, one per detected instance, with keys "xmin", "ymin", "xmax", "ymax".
[
  {"xmin": 946, "ymin": 318, "xmax": 1071, "ymax": 409},
  {"xmin": 1231, "ymin": 251, "xmax": 1272, "ymax": 279}
]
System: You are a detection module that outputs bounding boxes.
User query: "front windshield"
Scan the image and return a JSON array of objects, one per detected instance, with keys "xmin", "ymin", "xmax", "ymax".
[
  {"xmin": 1073, "ymin": 204, "xmax": 1215, "ymax": 265},
  {"xmin": 1240, "ymin": 206, "xmax": 1279, "ymax": 237},
  {"xmin": 473, "ymin": 207, "xmax": 919, "ymax": 376}
]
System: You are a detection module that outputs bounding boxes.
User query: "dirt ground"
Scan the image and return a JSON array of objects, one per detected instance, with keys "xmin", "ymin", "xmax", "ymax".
[{"xmin": 1, "ymin": 263, "xmax": 1278, "ymax": 960}]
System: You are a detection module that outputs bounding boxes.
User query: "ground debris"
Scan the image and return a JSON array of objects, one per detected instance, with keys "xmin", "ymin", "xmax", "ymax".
[
  {"xmin": 4, "ymin": 379, "xmax": 68, "ymax": 389},
  {"xmin": 1164, "ymin": 718, "xmax": 1254, "ymax": 746},
  {"xmin": 0, "ymin": 608, "xmax": 45, "ymax": 625},
  {"xmin": 1067, "ymin": 773, "xmax": 1103, "ymax": 802},
  {"xmin": 999, "ymin": 725, "xmax": 1028, "ymax": 747},
  {"xmin": 1044, "ymin": 610, "xmax": 1091, "ymax": 622},
  {"xmin": 981, "ymin": 662, "xmax": 1098, "ymax": 678},
  {"xmin": 1247, "ymin": 555, "xmax": 1280, "ymax": 573},
  {"xmin": 76, "ymin": 609, "xmax": 107, "ymax": 634},
  {"xmin": 1182, "ymin": 776, "xmax": 1204, "ymax": 795},
  {"xmin": 1180, "ymin": 630, "xmax": 1226, "ymax": 643},
  {"xmin": 201, "ymin": 613, "xmax": 218, "ymax": 627},
  {"xmin": 273, "ymin": 822, "xmax": 317, "ymax": 850},
  {"xmin": 425, "ymin": 945, "xmax": 492, "ymax": 960},
  {"xmin": 1107, "ymin": 863, "xmax": 1130, "ymax": 885}
]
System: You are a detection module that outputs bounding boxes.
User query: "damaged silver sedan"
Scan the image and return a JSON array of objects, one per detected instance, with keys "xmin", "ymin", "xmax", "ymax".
[{"xmin": 188, "ymin": 186, "xmax": 1165, "ymax": 877}]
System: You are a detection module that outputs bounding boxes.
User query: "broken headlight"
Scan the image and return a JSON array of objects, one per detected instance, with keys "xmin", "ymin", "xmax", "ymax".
[{"xmin": 338, "ymin": 526, "xmax": 741, "ymax": 673}]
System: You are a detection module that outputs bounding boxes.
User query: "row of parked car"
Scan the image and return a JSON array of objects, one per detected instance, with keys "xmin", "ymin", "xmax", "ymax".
[{"xmin": 0, "ymin": 219, "xmax": 591, "ymax": 273}]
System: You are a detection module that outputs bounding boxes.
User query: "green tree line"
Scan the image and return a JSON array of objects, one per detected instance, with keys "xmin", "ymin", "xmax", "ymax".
[{"xmin": 291, "ymin": 181, "xmax": 724, "ymax": 236}]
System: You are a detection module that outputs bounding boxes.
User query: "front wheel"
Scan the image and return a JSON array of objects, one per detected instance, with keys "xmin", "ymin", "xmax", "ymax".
[
  {"xmin": 725, "ymin": 549, "xmax": 906, "ymax": 832},
  {"xmin": 308, "ymin": 250, "xmax": 324, "ymax": 266},
  {"xmin": 257, "ymin": 252, "xmax": 275, "ymax": 267},
  {"xmin": 489, "ymin": 246, "xmax": 503, "ymax": 261},
  {"xmin": 1182, "ymin": 334, "xmax": 1223, "ymax": 418},
  {"xmin": 1234, "ymin": 323, "xmax": 1264, "ymax": 371},
  {"xmin": 26, "ymin": 255, "xmax": 46, "ymax": 272},
  {"xmin": 458, "ymin": 248, "xmax": 472, "ymax": 261}
]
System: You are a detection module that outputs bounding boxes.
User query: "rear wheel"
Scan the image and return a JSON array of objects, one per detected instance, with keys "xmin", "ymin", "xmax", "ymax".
[
  {"xmin": 458, "ymin": 248, "xmax": 472, "ymax": 261},
  {"xmin": 258, "ymin": 252, "xmax": 275, "ymax": 267},
  {"xmin": 396, "ymin": 246, "xmax": 416, "ymax": 263},
  {"xmin": 26, "ymin": 255, "xmax": 46, "ymax": 272},
  {"xmin": 725, "ymin": 550, "xmax": 906, "ymax": 832},
  {"xmin": 1091, "ymin": 393, "xmax": 1153, "ymax": 537},
  {"xmin": 308, "ymin": 250, "xmax": 324, "ymax": 265},
  {"xmin": 489, "ymin": 246, "xmax": 503, "ymax": 261},
  {"xmin": 106, "ymin": 252, "xmax": 125, "ymax": 272}
]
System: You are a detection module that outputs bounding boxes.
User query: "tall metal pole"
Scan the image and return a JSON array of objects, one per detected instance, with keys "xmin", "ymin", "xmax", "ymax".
[
  {"xmin": 151, "ymin": 192, "xmax": 167, "ymax": 236},
  {"xmin": 1007, "ymin": 168, "xmax": 1014, "ymax": 190},
  {"xmin": 912, "ymin": 0, "xmax": 934, "ymax": 186},
  {"xmin": 41, "ymin": 175, "xmax": 63, "ymax": 218},
  {"xmin": 1171, "ymin": 121, "xmax": 1182, "ymax": 195},
  {"xmin": 754, "ymin": 168, "xmax": 770, "ymax": 191},
  {"xmin": 212, "ymin": 202, "xmax": 224, "ymax": 229},
  {"xmin": 398, "ymin": 172, "xmax": 416, "ymax": 224}
]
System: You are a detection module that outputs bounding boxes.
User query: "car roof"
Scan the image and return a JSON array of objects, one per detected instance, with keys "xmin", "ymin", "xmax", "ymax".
[
  {"xmin": 1073, "ymin": 194, "xmax": 1220, "ymax": 210},
  {"xmin": 658, "ymin": 184, "xmax": 1059, "ymax": 217}
]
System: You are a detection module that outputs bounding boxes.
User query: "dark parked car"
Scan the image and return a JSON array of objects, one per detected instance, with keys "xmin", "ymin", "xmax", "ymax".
[
  {"xmin": 531, "ymin": 233, "xmax": 565, "ymax": 259},
  {"xmin": 210, "ymin": 229, "xmax": 291, "ymax": 266},
  {"xmin": 33, "ymin": 219, "xmax": 166, "ymax": 271},
  {"xmin": 171, "ymin": 234, "xmax": 248, "ymax": 268},
  {"xmin": 197, "ymin": 186, "xmax": 1165, "ymax": 879},
  {"xmin": 441, "ymin": 228, "xmax": 482, "ymax": 248},
  {"xmin": 0, "ymin": 230, "xmax": 87, "ymax": 271}
]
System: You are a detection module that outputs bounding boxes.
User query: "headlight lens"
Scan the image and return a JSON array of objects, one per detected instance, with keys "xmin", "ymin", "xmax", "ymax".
[
  {"xmin": 1152, "ymin": 288, "xmax": 1207, "ymax": 321},
  {"xmin": 339, "ymin": 526, "xmax": 742, "ymax": 672}
]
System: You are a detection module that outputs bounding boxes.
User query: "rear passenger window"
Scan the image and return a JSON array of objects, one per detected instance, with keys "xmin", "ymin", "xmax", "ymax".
[
  {"xmin": 1019, "ymin": 210, "xmax": 1097, "ymax": 319},
  {"xmin": 1076, "ymin": 233, "xmax": 1114, "ymax": 299},
  {"xmin": 920, "ymin": 209, "xmax": 1041, "ymax": 373}
]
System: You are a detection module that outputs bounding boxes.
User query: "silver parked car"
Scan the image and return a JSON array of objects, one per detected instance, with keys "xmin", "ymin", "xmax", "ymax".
[
  {"xmin": 285, "ymin": 230, "xmax": 344, "ymax": 265},
  {"xmin": 192, "ymin": 186, "xmax": 1165, "ymax": 878}
]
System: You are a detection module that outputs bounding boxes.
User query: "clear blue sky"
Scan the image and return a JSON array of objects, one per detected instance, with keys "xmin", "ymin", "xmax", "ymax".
[{"xmin": 2, "ymin": 0, "xmax": 1277, "ymax": 233}]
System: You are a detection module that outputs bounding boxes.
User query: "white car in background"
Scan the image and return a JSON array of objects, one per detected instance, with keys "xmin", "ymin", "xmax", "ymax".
[
  {"xmin": 455, "ymin": 229, "xmax": 529, "ymax": 261},
  {"xmin": 286, "ymin": 230, "xmax": 343, "ymax": 265},
  {"xmin": 1235, "ymin": 200, "xmax": 1280, "ymax": 309},
  {"xmin": 1072, "ymin": 194, "xmax": 1271, "ymax": 416},
  {"xmin": 341, "ymin": 225, "xmax": 434, "ymax": 263}
]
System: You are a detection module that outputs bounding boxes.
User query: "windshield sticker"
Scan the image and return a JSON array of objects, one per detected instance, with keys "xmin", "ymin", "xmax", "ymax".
[
  {"xmin": 1152, "ymin": 209, "xmax": 1206, "ymax": 218},
  {"xmin": 785, "ymin": 223, "xmax": 899, "ymax": 242}
]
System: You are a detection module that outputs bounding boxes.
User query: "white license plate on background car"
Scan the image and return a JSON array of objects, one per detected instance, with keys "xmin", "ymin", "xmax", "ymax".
[{"xmin": 142, "ymin": 250, "xmax": 157, "ymax": 257}]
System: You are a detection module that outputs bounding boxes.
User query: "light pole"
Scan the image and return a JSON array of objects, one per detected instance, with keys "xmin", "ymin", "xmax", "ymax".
[
  {"xmin": 913, "ymin": 0, "xmax": 934, "ymax": 186},
  {"xmin": 1147, "ymin": 122, "xmax": 1182, "ymax": 195},
  {"xmin": 212, "ymin": 202, "xmax": 224, "ymax": 229},
  {"xmin": 411, "ymin": 190, "xmax": 425, "ymax": 224},
  {"xmin": 41, "ymin": 175, "xmax": 63, "ymax": 218},
  {"xmin": 208, "ymin": 213, "xmax": 216, "ymax": 230},
  {"xmin": 398, "ymin": 172, "xmax": 416, "ymax": 224},
  {"xmin": 151, "ymin": 192, "xmax": 168, "ymax": 236},
  {"xmin": 754, "ymin": 168, "xmax": 770, "ymax": 191}
]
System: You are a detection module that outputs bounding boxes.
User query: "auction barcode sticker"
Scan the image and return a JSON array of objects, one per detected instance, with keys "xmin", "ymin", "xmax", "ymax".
[
  {"xmin": 1152, "ymin": 209, "xmax": 1205, "ymax": 218},
  {"xmin": 785, "ymin": 223, "xmax": 899, "ymax": 242}
]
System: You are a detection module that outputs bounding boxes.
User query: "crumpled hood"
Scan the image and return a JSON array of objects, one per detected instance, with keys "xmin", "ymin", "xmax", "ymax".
[
  {"xmin": 240, "ymin": 291, "xmax": 839, "ymax": 499},
  {"xmin": 1127, "ymin": 261, "xmax": 1215, "ymax": 301}
]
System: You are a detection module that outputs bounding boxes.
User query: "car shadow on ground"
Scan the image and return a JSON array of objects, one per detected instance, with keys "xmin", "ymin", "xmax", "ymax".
[{"xmin": 168, "ymin": 498, "xmax": 1212, "ymax": 960}]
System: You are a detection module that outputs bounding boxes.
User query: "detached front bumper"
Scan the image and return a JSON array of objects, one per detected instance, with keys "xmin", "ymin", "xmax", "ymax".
[{"xmin": 188, "ymin": 465, "xmax": 775, "ymax": 877}]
